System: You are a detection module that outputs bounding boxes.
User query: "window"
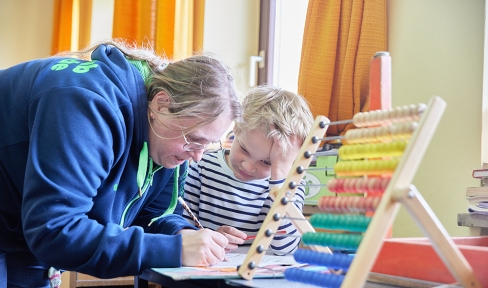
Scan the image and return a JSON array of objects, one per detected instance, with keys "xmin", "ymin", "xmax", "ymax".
[
  {"xmin": 257, "ymin": 0, "xmax": 308, "ymax": 93},
  {"xmin": 272, "ymin": 0, "xmax": 309, "ymax": 93}
]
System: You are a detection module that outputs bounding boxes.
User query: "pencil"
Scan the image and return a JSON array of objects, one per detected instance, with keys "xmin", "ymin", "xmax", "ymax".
[
  {"xmin": 178, "ymin": 196, "xmax": 204, "ymax": 229},
  {"xmin": 245, "ymin": 230, "xmax": 286, "ymax": 240}
]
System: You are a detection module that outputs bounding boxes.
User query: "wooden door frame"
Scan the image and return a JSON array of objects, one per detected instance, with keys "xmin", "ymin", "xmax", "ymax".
[{"xmin": 257, "ymin": 0, "xmax": 275, "ymax": 86}]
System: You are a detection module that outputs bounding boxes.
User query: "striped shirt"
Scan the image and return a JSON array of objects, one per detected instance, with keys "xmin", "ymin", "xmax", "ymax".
[{"xmin": 183, "ymin": 149, "xmax": 305, "ymax": 255}]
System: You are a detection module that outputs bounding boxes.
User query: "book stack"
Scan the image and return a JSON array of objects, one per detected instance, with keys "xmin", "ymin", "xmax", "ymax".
[{"xmin": 467, "ymin": 166, "xmax": 488, "ymax": 213}]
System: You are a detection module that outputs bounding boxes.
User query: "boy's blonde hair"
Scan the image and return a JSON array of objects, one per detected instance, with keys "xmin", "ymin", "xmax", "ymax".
[{"xmin": 234, "ymin": 85, "xmax": 314, "ymax": 154}]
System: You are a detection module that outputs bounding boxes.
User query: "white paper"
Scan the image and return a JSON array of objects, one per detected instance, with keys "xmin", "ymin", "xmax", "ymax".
[{"xmin": 212, "ymin": 253, "xmax": 299, "ymax": 268}]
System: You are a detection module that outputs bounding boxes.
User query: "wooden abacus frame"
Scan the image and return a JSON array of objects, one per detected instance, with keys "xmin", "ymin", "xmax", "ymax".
[{"xmin": 238, "ymin": 96, "xmax": 482, "ymax": 287}]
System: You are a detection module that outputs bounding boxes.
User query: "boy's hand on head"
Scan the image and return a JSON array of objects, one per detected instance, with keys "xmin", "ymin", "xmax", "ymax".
[
  {"xmin": 180, "ymin": 228, "xmax": 228, "ymax": 266},
  {"xmin": 270, "ymin": 134, "xmax": 303, "ymax": 180},
  {"xmin": 216, "ymin": 225, "xmax": 246, "ymax": 252}
]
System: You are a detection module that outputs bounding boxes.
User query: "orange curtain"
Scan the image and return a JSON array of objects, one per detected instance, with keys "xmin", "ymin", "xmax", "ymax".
[
  {"xmin": 51, "ymin": 0, "xmax": 73, "ymax": 55},
  {"xmin": 192, "ymin": 0, "xmax": 205, "ymax": 54},
  {"xmin": 78, "ymin": 0, "xmax": 93, "ymax": 49},
  {"xmin": 51, "ymin": 0, "xmax": 93, "ymax": 55},
  {"xmin": 113, "ymin": 0, "xmax": 205, "ymax": 60},
  {"xmin": 298, "ymin": 0, "xmax": 387, "ymax": 137},
  {"xmin": 52, "ymin": 0, "xmax": 204, "ymax": 59},
  {"xmin": 113, "ymin": 0, "xmax": 157, "ymax": 47},
  {"xmin": 155, "ymin": 0, "xmax": 176, "ymax": 57}
]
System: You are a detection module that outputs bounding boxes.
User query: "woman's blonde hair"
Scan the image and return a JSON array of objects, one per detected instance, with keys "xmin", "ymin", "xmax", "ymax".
[
  {"xmin": 61, "ymin": 39, "xmax": 242, "ymax": 130},
  {"xmin": 234, "ymin": 85, "xmax": 314, "ymax": 154}
]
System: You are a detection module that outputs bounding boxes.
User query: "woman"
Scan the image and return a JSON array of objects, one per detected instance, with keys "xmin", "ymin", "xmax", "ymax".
[{"xmin": 0, "ymin": 39, "xmax": 241, "ymax": 287}]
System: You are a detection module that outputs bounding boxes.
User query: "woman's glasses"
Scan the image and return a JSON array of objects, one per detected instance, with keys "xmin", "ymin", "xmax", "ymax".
[{"xmin": 181, "ymin": 131, "xmax": 222, "ymax": 154}]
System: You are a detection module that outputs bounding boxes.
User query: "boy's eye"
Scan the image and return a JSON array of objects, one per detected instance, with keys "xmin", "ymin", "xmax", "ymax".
[
  {"xmin": 262, "ymin": 160, "xmax": 271, "ymax": 166},
  {"xmin": 240, "ymin": 145, "xmax": 248, "ymax": 154}
]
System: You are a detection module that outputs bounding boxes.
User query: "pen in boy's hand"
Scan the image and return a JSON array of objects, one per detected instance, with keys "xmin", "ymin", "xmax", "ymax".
[
  {"xmin": 178, "ymin": 196, "xmax": 204, "ymax": 229},
  {"xmin": 245, "ymin": 230, "xmax": 286, "ymax": 240}
]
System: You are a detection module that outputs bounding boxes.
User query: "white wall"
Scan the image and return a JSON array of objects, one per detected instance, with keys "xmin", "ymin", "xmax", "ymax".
[
  {"xmin": 0, "ymin": 0, "xmax": 54, "ymax": 68},
  {"xmin": 387, "ymin": 0, "xmax": 485, "ymax": 237},
  {"xmin": 203, "ymin": 0, "xmax": 260, "ymax": 100},
  {"xmin": 483, "ymin": 2, "xmax": 488, "ymax": 165},
  {"xmin": 90, "ymin": 0, "xmax": 114, "ymax": 43}
]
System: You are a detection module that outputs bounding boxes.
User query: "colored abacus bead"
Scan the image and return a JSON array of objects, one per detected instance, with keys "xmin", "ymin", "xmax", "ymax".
[
  {"xmin": 285, "ymin": 268, "xmax": 345, "ymax": 288},
  {"xmin": 416, "ymin": 103, "xmax": 427, "ymax": 120},
  {"xmin": 302, "ymin": 232, "xmax": 362, "ymax": 250},
  {"xmin": 349, "ymin": 103, "xmax": 425, "ymax": 135},
  {"xmin": 317, "ymin": 195, "xmax": 381, "ymax": 213},
  {"xmin": 352, "ymin": 113, "xmax": 364, "ymax": 127},
  {"xmin": 293, "ymin": 249, "xmax": 353, "ymax": 270},
  {"xmin": 338, "ymin": 196, "xmax": 349, "ymax": 213},
  {"xmin": 382, "ymin": 177, "xmax": 390, "ymax": 190},
  {"xmin": 349, "ymin": 196, "xmax": 361, "ymax": 212},
  {"xmin": 310, "ymin": 214, "xmax": 371, "ymax": 232},
  {"xmin": 327, "ymin": 178, "xmax": 337, "ymax": 191}
]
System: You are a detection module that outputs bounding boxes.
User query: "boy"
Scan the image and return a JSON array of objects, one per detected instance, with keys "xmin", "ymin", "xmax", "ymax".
[{"xmin": 183, "ymin": 86, "xmax": 314, "ymax": 255}]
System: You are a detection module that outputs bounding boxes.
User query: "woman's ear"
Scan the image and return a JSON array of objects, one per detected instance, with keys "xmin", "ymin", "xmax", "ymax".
[{"xmin": 151, "ymin": 91, "xmax": 170, "ymax": 113}]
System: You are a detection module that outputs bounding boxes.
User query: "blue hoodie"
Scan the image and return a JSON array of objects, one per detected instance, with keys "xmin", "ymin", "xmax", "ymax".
[{"xmin": 0, "ymin": 45, "xmax": 196, "ymax": 278}]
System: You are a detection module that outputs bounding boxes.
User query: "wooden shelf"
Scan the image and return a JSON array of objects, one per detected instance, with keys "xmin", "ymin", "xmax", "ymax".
[
  {"xmin": 72, "ymin": 273, "xmax": 133, "ymax": 286},
  {"xmin": 61, "ymin": 272, "xmax": 161, "ymax": 288}
]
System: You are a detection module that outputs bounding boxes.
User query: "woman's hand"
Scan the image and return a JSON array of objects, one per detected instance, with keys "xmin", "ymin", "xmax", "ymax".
[
  {"xmin": 179, "ymin": 228, "xmax": 228, "ymax": 266},
  {"xmin": 216, "ymin": 225, "xmax": 246, "ymax": 252}
]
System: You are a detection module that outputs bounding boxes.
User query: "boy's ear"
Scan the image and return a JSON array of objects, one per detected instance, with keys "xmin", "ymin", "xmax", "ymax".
[{"xmin": 232, "ymin": 127, "xmax": 240, "ymax": 137}]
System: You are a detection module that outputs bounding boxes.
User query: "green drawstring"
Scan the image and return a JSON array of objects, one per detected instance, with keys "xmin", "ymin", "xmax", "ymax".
[
  {"xmin": 137, "ymin": 142, "xmax": 149, "ymax": 196},
  {"xmin": 148, "ymin": 164, "xmax": 179, "ymax": 226},
  {"xmin": 136, "ymin": 141, "xmax": 180, "ymax": 226},
  {"xmin": 164, "ymin": 164, "xmax": 179, "ymax": 216}
]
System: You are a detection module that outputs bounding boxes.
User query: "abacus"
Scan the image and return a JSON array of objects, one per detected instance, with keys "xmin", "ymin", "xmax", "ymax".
[{"xmin": 237, "ymin": 96, "xmax": 482, "ymax": 287}]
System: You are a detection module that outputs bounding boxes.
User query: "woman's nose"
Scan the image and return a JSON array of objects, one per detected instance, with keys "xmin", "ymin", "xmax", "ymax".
[{"xmin": 187, "ymin": 150, "xmax": 205, "ymax": 162}]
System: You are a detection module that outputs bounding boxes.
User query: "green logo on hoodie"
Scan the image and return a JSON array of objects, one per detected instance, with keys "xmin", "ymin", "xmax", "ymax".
[{"xmin": 51, "ymin": 59, "xmax": 98, "ymax": 73}]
